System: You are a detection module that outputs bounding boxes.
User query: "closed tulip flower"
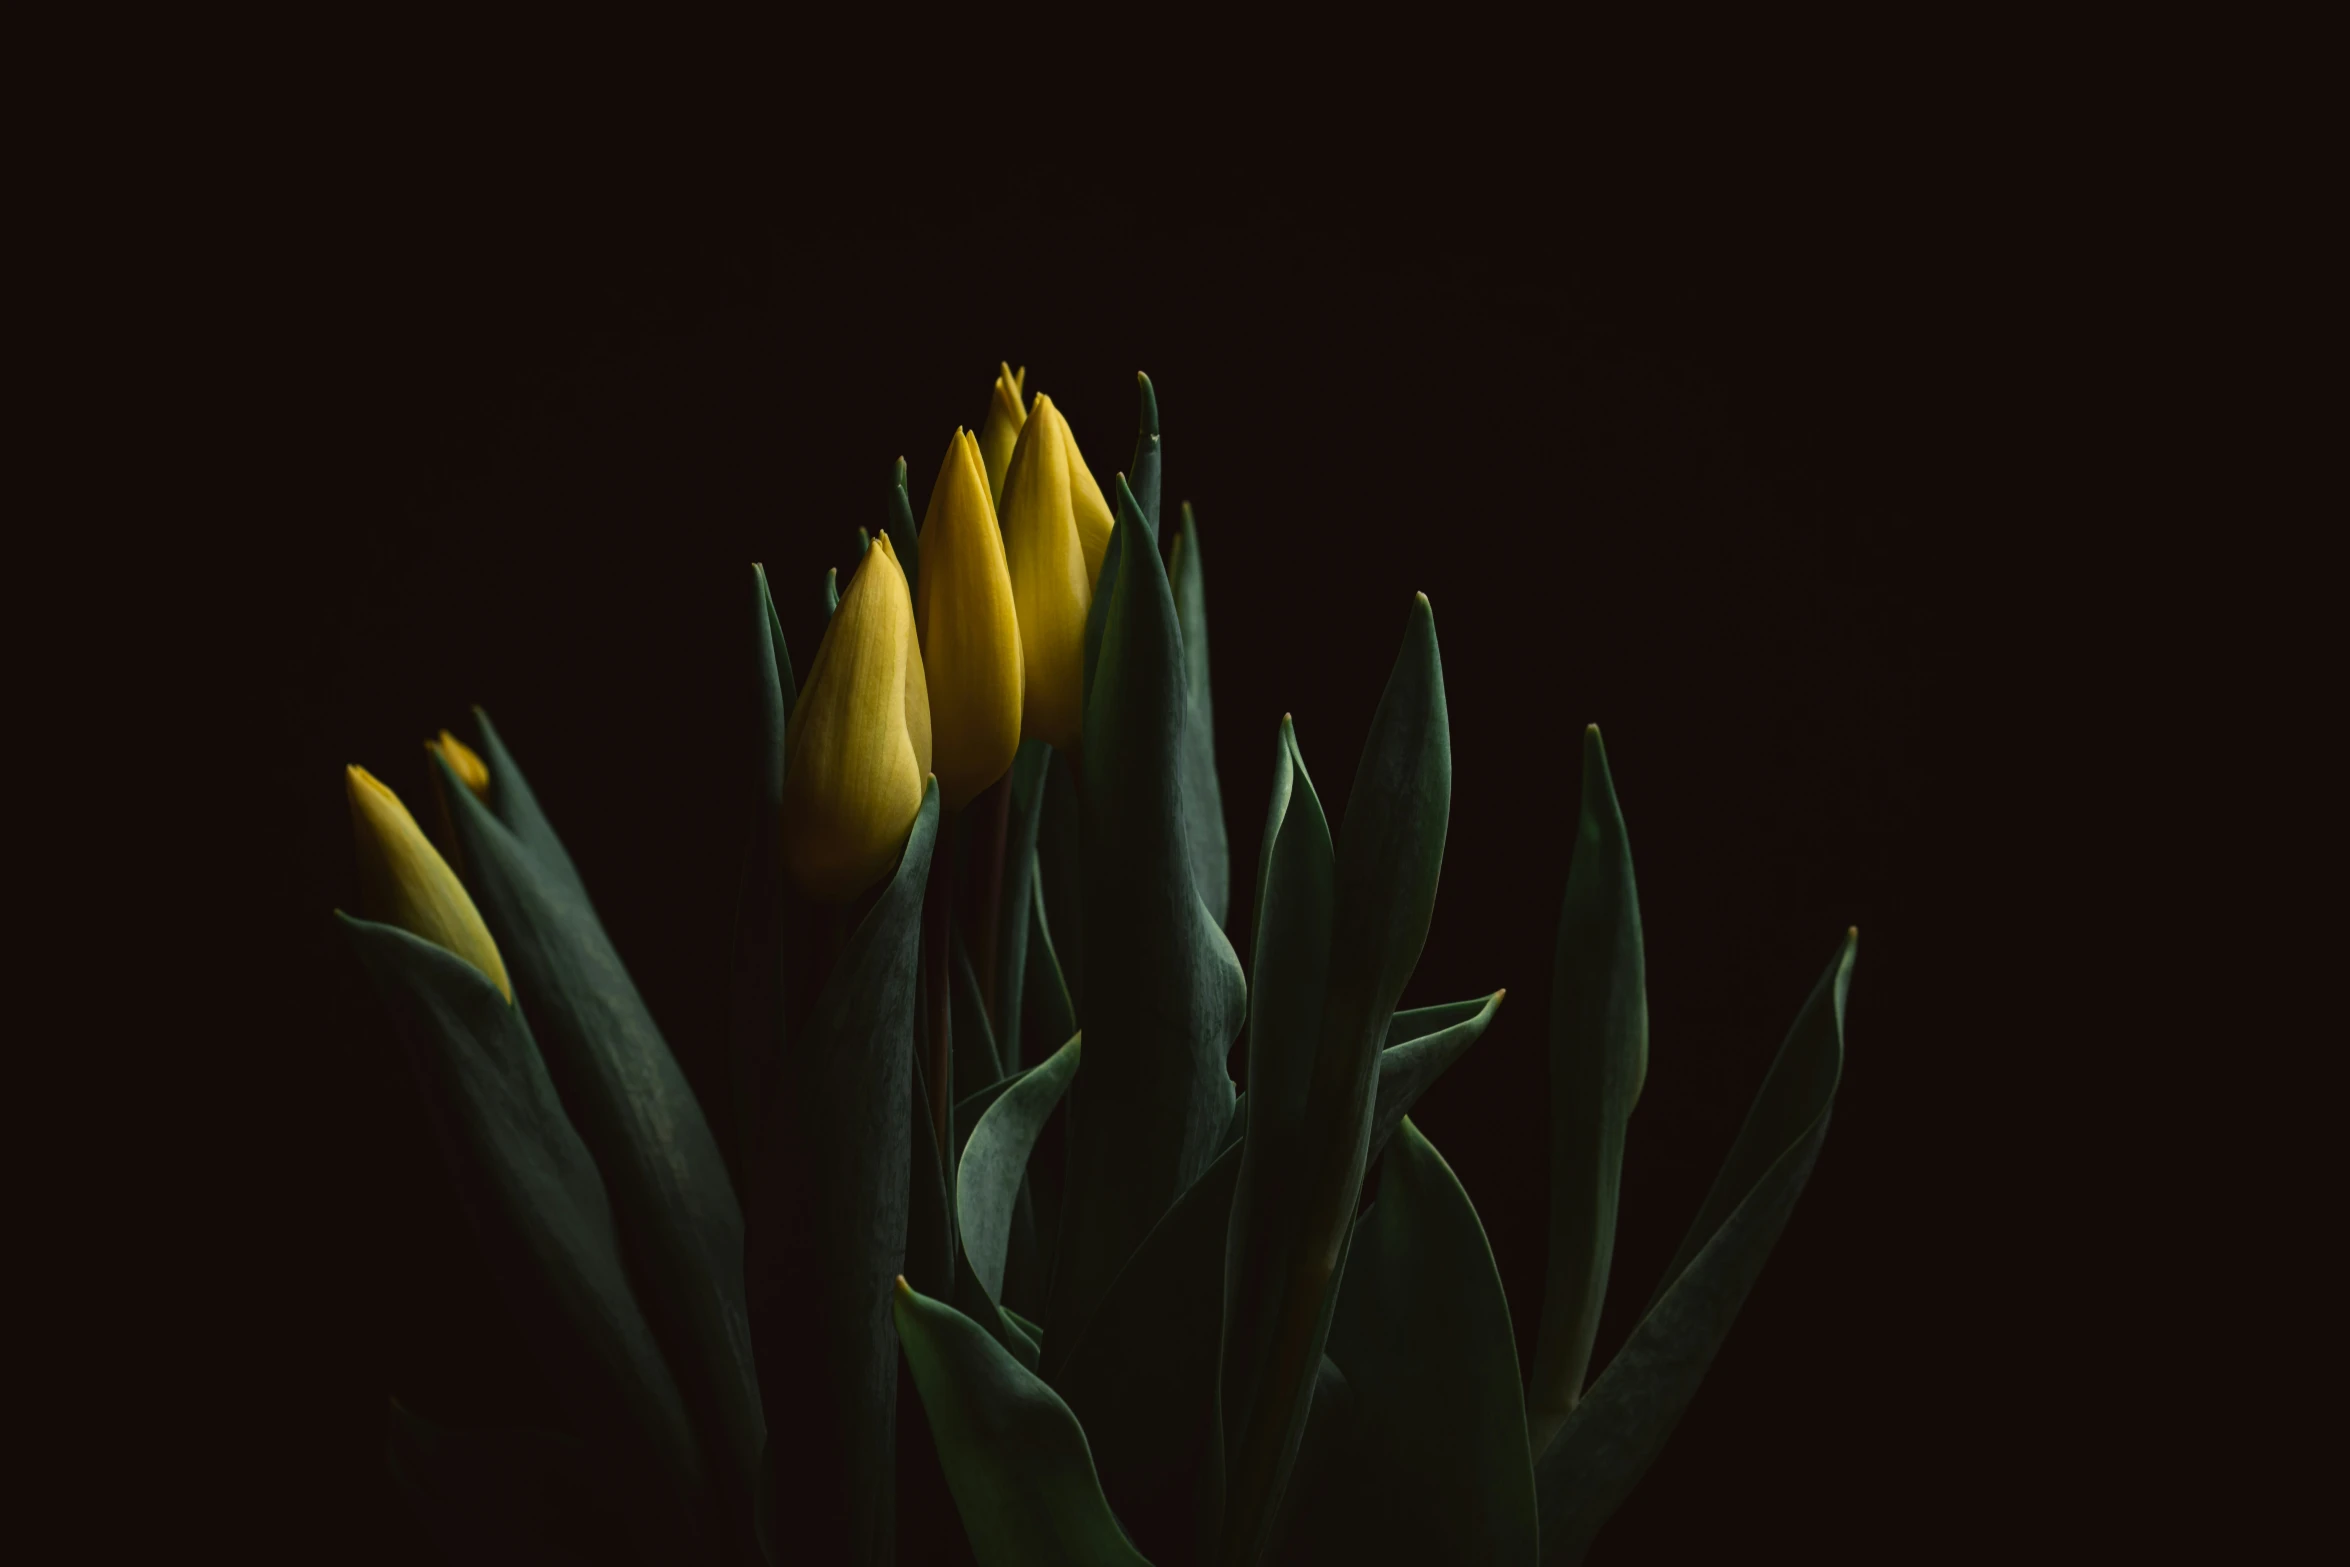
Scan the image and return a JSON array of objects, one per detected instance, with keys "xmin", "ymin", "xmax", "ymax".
[
  {"xmin": 782, "ymin": 532, "xmax": 934, "ymax": 901},
  {"xmin": 427, "ymin": 729, "xmax": 491, "ymax": 799},
  {"xmin": 977, "ymin": 361, "xmax": 1026, "ymax": 504},
  {"xmin": 346, "ymin": 764, "xmax": 512, "ymax": 1000},
  {"xmin": 999, "ymin": 393, "xmax": 1102, "ymax": 749},
  {"xmin": 914, "ymin": 429, "xmax": 1024, "ymax": 809}
]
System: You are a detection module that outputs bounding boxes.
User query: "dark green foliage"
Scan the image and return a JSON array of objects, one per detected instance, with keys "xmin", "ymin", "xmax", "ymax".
[
  {"xmin": 1321, "ymin": 1119, "xmax": 1539, "ymax": 1564},
  {"xmin": 1169, "ymin": 505, "xmax": 1228, "ymax": 929},
  {"xmin": 744, "ymin": 780, "xmax": 939, "ymax": 1567},
  {"xmin": 959, "ymin": 1036, "xmax": 1080, "ymax": 1304},
  {"xmin": 1528, "ymin": 725, "xmax": 1647, "ymax": 1454},
  {"xmin": 886, "ymin": 454, "xmax": 919, "ymax": 598},
  {"xmin": 1215, "ymin": 596, "xmax": 1450, "ymax": 1567},
  {"xmin": 1049, "ymin": 473, "xmax": 1247, "ymax": 1371},
  {"xmin": 432, "ymin": 716, "xmax": 762, "ymax": 1560},
  {"xmin": 991, "ymin": 740, "xmax": 1054, "ymax": 1070},
  {"xmin": 345, "ymin": 919, "xmax": 717, "ymax": 1562},
  {"xmin": 1129, "ymin": 370, "xmax": 1162, "ymax": 536},
  {"xmin": 894, "ymin": 1281, "xmax": 1152, "ymax": 1567},
  {"xmin": 1534, "ymin": 932, "xmax": 1856, "ymax": 1565}
]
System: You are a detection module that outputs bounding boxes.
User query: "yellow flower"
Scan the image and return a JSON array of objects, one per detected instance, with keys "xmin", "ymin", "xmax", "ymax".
[
  {"xmin": 914, "ymin": 429, "xmax": 1024, "ymax": 809},
  {"xmin": 346, "ymin": 764, "xmax": 513, "ymax": 1000},
  {"xmin": 977, "ymin": 361, "xmax": 1026, "ymax": 505},
  {"xmin": 999, "ymin": 394, "xmax": 1100, "ymax": 749},
  {"xmin": 1053, "ymin": 397, "xmax": 1117, "ymax": 591},
  {"xmin": 427, "ymin": 730, "xmax": 491, "ymax": 800},
  {"xmin": 783, "ymin": 532, "xmax": 933, "ymax": 901}
]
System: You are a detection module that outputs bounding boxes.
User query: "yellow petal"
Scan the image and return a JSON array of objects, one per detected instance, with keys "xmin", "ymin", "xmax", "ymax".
[
  {"xmin": 1059, "ymin": 405, "xmax": 1116, "ymax": 589},
  {"xmin": 347, "ymin": 765, "xmax": 513, "ymax": 1000},
  {"xmin": 1000, "ymin": 394, "xmax": 1091, "ymax": 750},
  {"xmin": 783, "ymin": 532, "xmax": 931, "ymax": 900},
  {"xmin": 914, "ymin": 428, "xmax": 1025, "ymax": 809},
  {"xmin": 977, "ymin": 361, "xmax": 1028, "ymax": 506},
  {"xmin": 427, "ymin": 730, "xmax": 492, "ymax": 800}
]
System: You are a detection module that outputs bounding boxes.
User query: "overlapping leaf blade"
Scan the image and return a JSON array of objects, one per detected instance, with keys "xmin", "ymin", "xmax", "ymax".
[
  {"xmin": 437, "ymin": 717, "xmax": 762, "ymax": 1554},
  {"xmin": 959, "ymin": 1034, "xmax": 1081, "ymax": 1302},
  {"xmin": 1528, "ymin": 725, "xmax": 1647, "ymax": 1455},
  {"xmin": 343, "ymin": 920, "xmax": 716, "ymax": 1562},
  {"xmin": 1215, "ymin": 595, "xmax": 1450, "ymax": 1566},
  {"xmin": 1321, "ymin": 1118, "xmax": 1537, "ymax": 1564},
  {"xmin": 895, "ymin": 1282, "xmax": 1153, "ymax": 1567},
  {"xmin": 1048, "ymin": 475, "xmax": 1246, "ymax": 1371},
  {"xmin": 1535, "ymin": 932, "xmax": 1856, "ymax": 1565},
  {"xmin": 745, "ymin": 781, "xmax": 939, "ymax": 1566}
]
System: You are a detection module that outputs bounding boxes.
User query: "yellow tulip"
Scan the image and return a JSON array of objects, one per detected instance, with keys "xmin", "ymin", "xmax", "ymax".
[
  {"xmin": 782, "ymin": 532, "xmax": 933, "ymax": 901},
  {"xmin": 977, "ymin": 362, "xmax": 1026, "ymax": 504},
  {"xmin": 914, "ymin": 429, "xmax": 1024, "ymax": 809},
  {"xmin": 347, "ymin": 764, "xmax": 513, "ymax": 1000},
  {"xmin": 427, "ymin": 730, "xmax": 491, "ymax": 800},
  {"xmin": 999, "ymin": 394, "xmax": 1097, "ymax": 749},
  {"xmin": 1055, "ymin": 398, "xmax": 1116, "ymax": 591}
]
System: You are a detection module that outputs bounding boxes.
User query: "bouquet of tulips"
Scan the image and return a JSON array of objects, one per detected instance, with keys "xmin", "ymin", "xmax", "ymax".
[{"xmin": 344, "ymin": 367, "xmax": 1855, "ymax": 1565}]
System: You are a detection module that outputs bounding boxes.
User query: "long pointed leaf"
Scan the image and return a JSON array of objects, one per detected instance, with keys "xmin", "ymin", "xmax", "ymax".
[
  {"xmin": 1128, "ymin": 371, "xmax": 1162, "ymax": 538},
  {"xmin": 895, "ymin": 1282, "xmax": 1154, "ymax": 1567},
  {"xmin": 1527, "ymin": 725, "xmax": 1647, "ymax": 1454},
  {"xmin": 1170, "ymin": 504, "xmax": 1229, "ymax": 928},
  {"xmin": 343, "ymin": 919, "xmax": 716, "ymax": 1561},
  {"xmin": 727, "ymin": 565, "xmax": 795, "ymax": 1200},
  {"xmin": 1535, "ymin": 932, "xmax": 1856, "ymax": 1565},
  {"xmin": 992, "ymin": 740, "xmax": 1054, "ymax": 1068},
  {"xmin": 435, "ymin": 720, "xmax": 762, "ymax": 1550},
  {"xmin": 887, "ymin": 455, "xmax": 919, "ymax": 599},
  {"xmin": 1217, "ymin": 595, "xmax": 1450, "ymax": 1566},
  {"xmin": 1049, "ymin": 475, "xmax": 1246, "ymax": 1368},
  {"xmin": 1221, "ymin": 992, "xmax": 1507, "ymax": 1164},
  {"xmin": 1322, "ymin": 1118, "xmax": 1537, "ymax": 1564},
  {"xmin": 746, "ymin": 781, "xmax": 939, "ymax": 1566}
]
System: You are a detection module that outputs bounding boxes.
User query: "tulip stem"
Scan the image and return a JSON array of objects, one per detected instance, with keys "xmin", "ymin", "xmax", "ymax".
[
  {"xmin": 969, "ymin": 770, "xmax": 1014, "ymax": 1027},
  {"xmin": 924, "ymin": 808, "xmax": 956, "ymax": 1162}
]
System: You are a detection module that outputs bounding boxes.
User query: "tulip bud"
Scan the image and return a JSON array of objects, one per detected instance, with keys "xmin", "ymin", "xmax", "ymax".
[
  {"xmin": 427, "ymin": 729, "xmax": 491, "ymax": 800},
  {"xmin": 346, "ymin": 764, "xmax": 513, "ymax": 1000},
  {"xmin": 1056, "ymin": 401, "xmax": 1116, "ymax": 592},
  {"xmin": 782, "ymin": 532, "xmax": 932, "ymax": 901},
  {"xmin": 999, "ymin": 393, "xmax": 1096, "ymax": 749},
  {"xmin": 914, "ymin": 429, "xmax": 1024, "ymax": 809},
  {"xmin": 977, "ymin": 362, "xmax": 1026, "ymax": 504}
]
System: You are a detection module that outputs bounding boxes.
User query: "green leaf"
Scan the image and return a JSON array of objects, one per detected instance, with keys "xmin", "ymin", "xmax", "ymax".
[
  {"xmin": 745, "ymin": 780, "xmax": 940, "ymax": 1567},
  {"xmin": 992, "ymin": 741, "xmax": 1054, "ymax": 1069},
  {"xmin": 1215, "ymin": 595, "xmax": 1450, "ymax": 1566},
  {"xmin": 906, "ymin": 1029, "xmax": 956, "ymax": 1300},
  {"xmin": 1535, "ymin": 932, "xmax": 1856, "ymax": 1566},
  {"xmin": 887, "ymin": 454, "xmax": 919, "ymax": 599},
  {"xmin": 1049, "ymin": 474, "xmax": 1247, "ymax": 1370},
  {"xmin": 1052, "ymin": 1143, "xmax": 1242, "ymax": 1566},
  {"xmin": 895, "ymin": 1281, "xmax": 1155, "ymax": 1567},
  {"xmin": 1170, "ymin": 505, "xmax": 1229, "ymax": 929},
  {"xmin": 1217, "ymin": 716, "xmax": 1333, "ymax": 1555},
  {"xmin": 959, "ymin": 1035, "xmax": 1081, "ymax": 1302},
  {"xmin": 342, "ymin": 919, "xmax": 716, "ymax": 1561},
  {"xmin": 822, "ymin": 566, "xmax": 839, "ymax": 620},
  {"xmin": 1128, "ymin": 370, "xmax": 1162, "ymax": 540},
  {"xmin": 436, "ymin": 718, "xmax": 762, "ymax": 1550},
  {"xmin": 1528, "ymin": 726, "xmax": 1647, "ymax": 1455},
  {"xmin": 1322, "ymin": 1118, "xmax": 1537, "ymax": 1565},
  {"xmin": 1222, "ymin": 993, "xmax": 1508, "ymax": 1165}
]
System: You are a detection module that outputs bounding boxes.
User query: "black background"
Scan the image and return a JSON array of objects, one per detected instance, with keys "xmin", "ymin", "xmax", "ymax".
[{"xmin": 288, "ymin": 134, "xmax": 2087, "ymax": 1561}]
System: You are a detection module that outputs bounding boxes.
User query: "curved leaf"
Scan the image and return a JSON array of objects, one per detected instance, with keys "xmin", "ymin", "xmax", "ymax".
[
  {"xmin": 746, "ymin": 781, "xmax": 940, "ymax": 1566},
  {"xmin": 342, "ymin": 918, "xmax": 716, "ymax": 1561},
  {"xmin": 887, "ymin": 454, "xmax": 919, "ymax": 599},
  {"xmin": 1129, "ymin": 370, "xmax": 1162, "ymax": 537},
  {"xmin": 1535, "ymin": 931, "xmax": 1856, "ymax": 1566},
  {"xmin": 726, "ymin": 564, "xmax": 795, "ymax": 1198},
  {"xmin": 1528, "ymin": 725, "xmax": 1647, "ymax": 1455},
  {"xmin": 1053, "ymin": 1143, "xmax": 1242, "ymax": 1566},
  {"xmin": 1050, "ymin": 475, "xmax": 1246, "ymax": 1369},
  {"xmin": 1216, "ymin": 595, "xmax": 1449, "ymax": 1566},
  {"xmin": 1170, "ymin": 504, "xmax": 1229, "ymax": 928},
  {"xmin": 1220, "ymin": 992, "xmax": 1505, "ymax": 1164},
  {"xmin": 895, "ymin": 1281, "xmax": 1154, "ymax": 1567},
  {"xmin": 432, "ymin": 720, "xmax": 760, "ymax": 1552},
  {"xmin": 1322, "ymin": 1118, "xmax": 1537, "ymax": 1565},
  {"xmin": 960, "ymin": 1035, "xmax": 1082, "ymax": 1301},
  {"xmin": 992, "ymin": 741, "xmax": 1054, "ymax": 1069}
]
